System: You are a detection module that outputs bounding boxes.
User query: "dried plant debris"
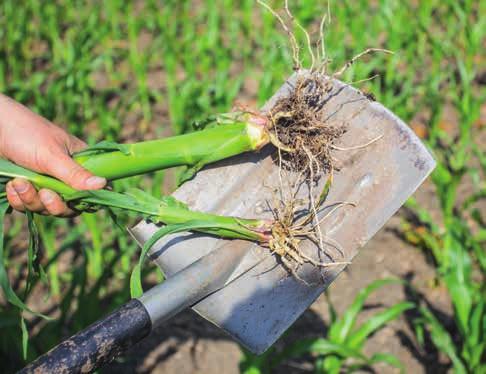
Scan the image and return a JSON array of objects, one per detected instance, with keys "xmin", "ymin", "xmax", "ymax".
[
  {"xmin": 254, "ymin": 0, "xmax": 390, "ymax": 281},
  {"xmin": 265, "ymin": 173, "xmax": 353, "ymax": 285},
  {"xmin": 268, "ymin": 73, "xmax": 347, "ymax": 177},
  {"xmin": 257, "ymin": 0, "xmax": 390, "ymax": 178}
]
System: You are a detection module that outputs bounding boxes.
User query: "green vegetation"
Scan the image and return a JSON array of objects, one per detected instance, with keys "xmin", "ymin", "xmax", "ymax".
[
  {"xmin": 73, "ymin": 112, "xmax": 269, "ymax": 182},
  {"xmin": 0, "ymin": 0, "xmax": 484, "ymax": 373},
  {"xmin": 0, "ymin": 158, "xmax": 271, "ymax": 243},
  {"xmin": 398, "ymin": 2, "xmax": 485, "ymax": 372},
  {"xmin": 240, "ymin": 280, "xmax": 413, "ymax": 373}
]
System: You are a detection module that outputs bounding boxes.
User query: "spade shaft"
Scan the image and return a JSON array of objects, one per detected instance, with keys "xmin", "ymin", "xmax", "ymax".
[{"xmin": 19, "ymin": 245, "xmax": 249, "ymax": 374}]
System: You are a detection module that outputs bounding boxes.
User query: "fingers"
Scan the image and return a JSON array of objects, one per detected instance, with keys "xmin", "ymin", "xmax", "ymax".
[
  {"xmin": 6, "ymin": 181, "xmax": 26, "ymax": 212},
  {"xmin": 46, "ymin": 153, "xmax": 106, "ymax": 190},
  {"xmin": 9, "ymin": 179, "xmax": 44, "ymax": 212},
  {"xmin": 6, "ymin": 179, "xmax": 75, "ymax": 217},
  {"xmin": 38, "ymin": 189, "xmax": 75, "ymax": 217},
  {"xmin": 67, "ymin": 135, "xmax": 88, "ymax": 154}
]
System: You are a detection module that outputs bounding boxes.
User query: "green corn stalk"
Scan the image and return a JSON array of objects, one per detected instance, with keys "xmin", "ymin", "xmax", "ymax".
[
  {"xmin": 73, "ymin": 112, "xmax": 270, "ymax": 182},
  {"xmin": 0, "ymin": 156, "xmax": 273, "ymax": 307},
  {"xmin": 0, "ymin": 112, "xmax": 274, "ymax": 310},
  {"xmin": 0, "ymin": 158, "xmax": 272, "ymax": 243}
]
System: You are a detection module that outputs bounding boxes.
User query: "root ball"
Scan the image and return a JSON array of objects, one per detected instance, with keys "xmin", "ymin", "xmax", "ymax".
[{"xmin": 268, "ymin": 73, "xmax": 346, "ymax": 177}]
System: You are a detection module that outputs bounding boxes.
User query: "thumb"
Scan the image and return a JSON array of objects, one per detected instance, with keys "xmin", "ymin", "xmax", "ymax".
[{"xmin": 46, "ymin": 153, "xmax": 106, "ymax": 190}]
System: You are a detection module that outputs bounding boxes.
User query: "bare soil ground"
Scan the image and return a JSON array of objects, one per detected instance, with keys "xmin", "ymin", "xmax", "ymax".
[{"xmin": 102, "ymin": 179, "xmax": 454, "ymax": 374}]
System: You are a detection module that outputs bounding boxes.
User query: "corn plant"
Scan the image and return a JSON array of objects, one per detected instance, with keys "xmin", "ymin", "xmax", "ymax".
[
  {"xmin": 240, "ymin": 279, "xmax": 413, "ymax": 373},
  {"xmin": 404, "ymin": 188, "xmax": 485, "ymax": 374},
  {"xmin": 400, "ymin": 1, "xmax": 485, "ymax": 371},
  {"xmin": 1, "ymin": 0, "xmax": 484, "ymax": 372},
  {"xmin": 404, "ymin": 190, "xmax": 485, "ymax": 374}
]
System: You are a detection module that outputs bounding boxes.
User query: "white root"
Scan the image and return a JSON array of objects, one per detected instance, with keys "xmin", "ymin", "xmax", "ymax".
[
  {"xmin": 331, "ymin": 133, "xmax": 384, "ymax": 151},
  {"xmin": 256, "ymin": 3, "xmax": 394, "ymax": 286},
  {"xmin": 257, "ymin": 0, "xmax": 301, "ymax": 70},
  {"xmin": 333, "ymin": 48, "xmax": 394, "ymax": 78}
]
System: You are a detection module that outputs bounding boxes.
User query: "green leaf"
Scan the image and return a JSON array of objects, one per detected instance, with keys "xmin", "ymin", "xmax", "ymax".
[
  {"xmin": 0, "ymin": 201, "xmax": 49, "ymax": 318},
  {"xmin": 463, "ymin": 300, "xmax": 485, "ymax": 367},
  {"xmin": 26, "ymin": 211, "xmax": 40, "ymax": 293},
  {"xmin": 239, "ymin": 347, "xmax": 274, "ymax": 374},
  {"xmin": 347, "ymin": 302, "xmax": 414, "ymax": 349},
  {"xmin": 66, "ymin": 189, "xmax": 189, "ymax": 221},
  {"xmin": 441, "ymin": 234, "xmax": 473, "ymax": 336},
  {"xmin": 130, "ymin": 220, "xmax": 223, "ymax": 298},
  {"xmin": 369, "ymin": 353, "xmax": 404, "ymax": 372},
  {"xmin": 315, "ymin": 357, "xmax": 327, "ymax": 373},
  {"xmin": 325, "ymin": 290, "xmax": 337, "ymax": 324},
  {"xmin": 419, "ymin": 306, "xmax": 467, "ymax": 374},
  {"xmin": 73, "ymin": 140, "xmax": 132, "ymax": 157},
  {"xmin": 468, "ymin": 343, "xmax": 486, "ymax": 371},
  {"xmin": 0, "ymin": 158, "xmax": 75, "ymax": 196},
  {"xmin": 432, "ymin": 163, "xmax": 452, "ymax": 184},
  {"xmin": 321, "ymin": 355, "xmax": 342, "ymax": 374},
  {"xmin": 193, "ymin": 112, "xmax": 250, "ymax": 130},
  {"xmin": 159, "ymin": 195, "xmax": 189, "ymax": 210},
  {"xmin": 271, "ymin": 337, "xmax": 366, "ymax": 366},
  {"xmin": 240, "ymin": 367, "xmax": 262, "ymax": 374},
  {"xmin": 178, "ymin": 166, "xmax": 198, "ymax": 185},
  {"xmin": 192, "ymin": 114, "xmax": 220, "ymax": 130},
  {"xmin": 106, "ymin": 208, "xmax": 125, "ymax": 231},
  {"xmin": 468, "ymin": 299, "xmax": 484, "ymax": 347},
  {"xmin": 413, "ymin": 320, "xmax": 425, "ymax": 347},
  {"xmin": 125, "ymin": 188, "xmax": 164, "ymax": 207},
  {"xmin": 0, "ymin": 158, "xmax": 38, "ymax": 182},
  {"xmin": 130, "ymin": 264, "xmax": 144, "ymax": 299},
  {"xmin": 20, "ymin": 315, "xmax": 28, "ymax": 360},
  {"xmin": 317, "ymin": 173, "xmax": 333, "ymax": 207},
  {"xmin": 329, "ymin": 279, "xmax": 402, "ymax": 344},
  {"xmin": 66, "ymin": 189, "xmax": 154, "ymax": 217}
]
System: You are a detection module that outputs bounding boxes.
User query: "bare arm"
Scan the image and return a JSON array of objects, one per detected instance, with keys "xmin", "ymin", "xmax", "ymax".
[{"xmin": 0, "ymin": 94, "xmax": 106, "ymax": 216}]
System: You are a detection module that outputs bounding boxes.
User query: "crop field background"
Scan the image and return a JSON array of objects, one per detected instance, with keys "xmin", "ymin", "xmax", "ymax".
[{"xmin": 0, "ymin": 0, "xmax": 484, "ymax": 373}]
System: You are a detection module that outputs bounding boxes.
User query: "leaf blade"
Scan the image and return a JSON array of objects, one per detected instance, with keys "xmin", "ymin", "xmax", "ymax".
[
  {"xmin": 130, "ymin": 220, "xmax": 228, "ymax": 298},
  {"xmin": 347, "ymin": 301, "xmax": 414, "ymax": 349},
  {"xmin": 328, "ymin": 278, "xmax": 402, "ymax": 344}
]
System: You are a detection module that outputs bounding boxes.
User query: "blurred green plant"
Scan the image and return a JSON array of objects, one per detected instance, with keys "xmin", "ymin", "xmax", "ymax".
[
  {"xmin": 403, "ymin": 179, "xmax": 485, "ymax": 373},
  {"xmin": 0, "ymin": 0, "xmax": 287, "ymax": 370},
  {"xmin": 0, "ymin": 0, "xmax": 484, "ymax": 372},
  {"xmin": 403, "ymin": 148, "xmax": 485, "ymax": 373},
  {"xmin": 240, "ymin": 279, "xmax": 413, "ymax": 374},
  {"xmin": 400, "ymin": 1, "xmax": 485, "ymax": 372}
]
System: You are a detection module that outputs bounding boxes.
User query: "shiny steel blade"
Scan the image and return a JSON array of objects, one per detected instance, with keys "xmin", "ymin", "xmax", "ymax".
[{"xmin": 130, "ymin": 72, "xmax": 435, "ymax": 353}]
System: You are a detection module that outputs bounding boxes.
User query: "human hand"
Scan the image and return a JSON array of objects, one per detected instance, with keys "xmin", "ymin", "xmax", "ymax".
[{"xmin": 0, "ymin": 94, "xmax": 106, "ymax": 216}]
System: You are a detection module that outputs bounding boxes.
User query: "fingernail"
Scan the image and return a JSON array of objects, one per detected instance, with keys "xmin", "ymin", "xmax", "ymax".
[
  {"xmin": 86, "ymin": 176, "xmax": 106, "ymax": 189},
  {"xmin": 12, "ymin": 180, "xmax": 29, "ymax": 193},
  {"xmin": 40, "ymin": 190, "xmax": 55, "ymax": 204}
]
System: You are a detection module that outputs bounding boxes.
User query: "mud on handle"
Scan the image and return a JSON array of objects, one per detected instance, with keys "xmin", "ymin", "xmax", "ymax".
[
  {"xmin": 19, "ymin": 299, "xmax": 152, "ymax": 374},
  {"xmin": 19, "ymin": 238, "xmax": 251, "ymax": 373}
]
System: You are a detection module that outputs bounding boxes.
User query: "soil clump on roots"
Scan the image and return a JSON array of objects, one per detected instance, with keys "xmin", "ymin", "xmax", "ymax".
[{"xmin": 267, "ymin": 73, "xmax": 346, "ymax": 177}]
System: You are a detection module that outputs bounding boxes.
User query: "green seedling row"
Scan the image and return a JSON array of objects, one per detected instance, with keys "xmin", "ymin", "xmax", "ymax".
[{"xmin": 0, "ymin": 0, "xmax": 484, "ymax": 372}]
